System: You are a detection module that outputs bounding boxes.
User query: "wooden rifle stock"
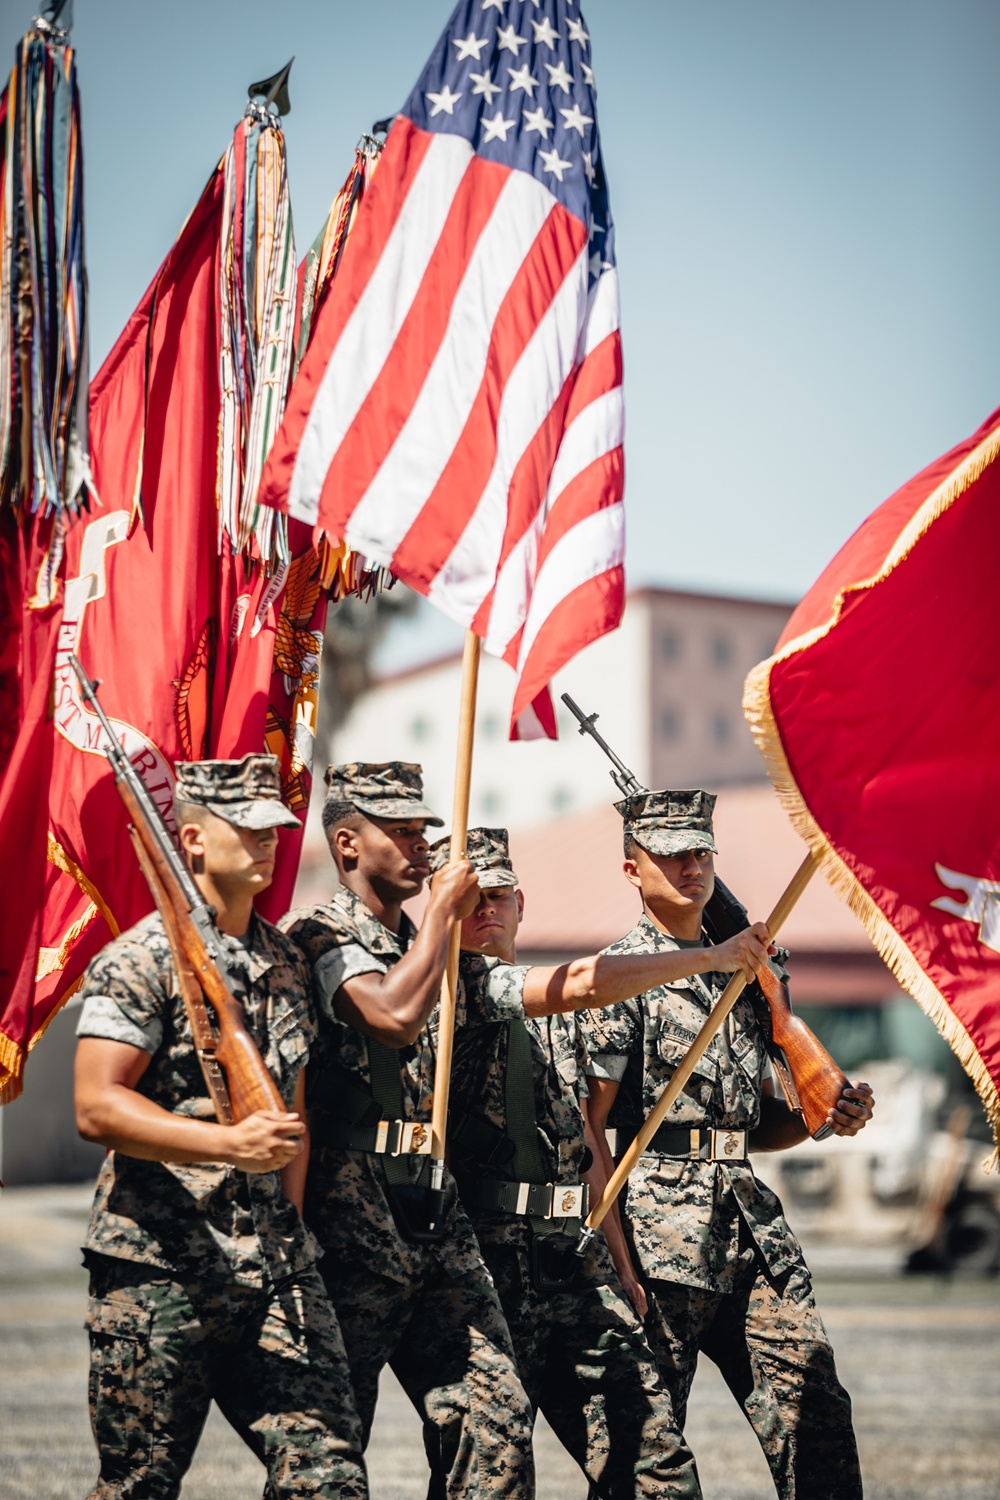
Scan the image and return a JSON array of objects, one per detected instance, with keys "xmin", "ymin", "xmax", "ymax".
[
  {"xmin": 69, "ymin": 652, "xmax": 285, "ymax": 1124},
  {"xmin": 753, "ymin": 963, "xmax": 849, "ymax": 1140},
  {"xmin": 119, "ymin": 776, "xmax": 285, "ymax": 1123}
]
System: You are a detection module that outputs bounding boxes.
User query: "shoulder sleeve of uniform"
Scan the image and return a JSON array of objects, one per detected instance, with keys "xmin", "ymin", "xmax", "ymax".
[
  {"xmin": 76, "ymin": 926, "xmax": 171, "ymax": 1052},
  {"xmin": 279, "ymin": 906, "xmax": 357, "ymax": 966},
  {"xmin": 314, "ymin": 942, "xmax": 387, "ymax": 1015},
  {"xmin": 577, "ymin": 995, "xmax": 640, "ymax": 1065},
  {"xmin": 458, "ymin": 954, "xmax": 527, "ymax": 1024},
  {"xmin": 76, "ymin": 994, "xmax": 162, "ymax": 1052}
]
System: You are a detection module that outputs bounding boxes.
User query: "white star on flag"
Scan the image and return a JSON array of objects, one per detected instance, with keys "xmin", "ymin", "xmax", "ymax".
[
  {"xmin": 481, "ymin": 110, "xmax": 517, "ymax": 143},
  {"xmin": 582, "ymin": 151, "xmax": 596, "ymax": 184},
  {"xmin": 426, "ymin": 85, "xmax": 462, "ymax": 116},
  {"xmin": 531, "ymin": 16, "xmax": 560, "ymax": 48},
  {"xmin": 507, "ymin": 64, "xmax": 540, "ymax": 97},
  {"xmin": 582, "ymin": 62, "xmax": 595, "ymax": 86},
  {"xmin": 454, "ymin": 32, "xmax": 490, "ymax": 61},
  {"xmin": 497, "ymin": 24, "xmax": 527, "ymax": 54},
  {"xmin": 567, "ymin": 18, "xmax": 590, "ymax": 48},
  {"xmin": 470, "ymin": 69, "xmax": 501, "ymax": 104},
  {"xmin": 560, "ymin": 103, "xmax": 593, "ymax": 137},
  {"xmin": 523, "ymin": 105, "xmax": 554, "ymax": 138},
  {"xmin": 481, "ymin": 0, "xmax": 506, "ymax": 11},
  {"xmin": 538, "ymin": 145, "xmax": 572, "ymax": 181},
  {"xmin": 545, "ymin": 60, "xmax": 574, "ymax": 93}
]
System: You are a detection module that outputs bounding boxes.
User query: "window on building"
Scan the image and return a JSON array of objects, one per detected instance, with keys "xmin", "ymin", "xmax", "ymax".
[
  {"xmin": 409, "ymin": 715, "xmax": 432, "ymax": 742},
  {"xmin": 659, "ymin": 627, "xmax": 682, "ymax": 662},
  {"xmin": 550, "ymin": 785, "xmax": 574, "ymax": 814},
  {"xmin": 660, "ymin": 706, "xmax": 682, "ymax": 740},
  {"xmin": 480, "ymin": 712, "xmax": 502, "ymax": 740},
  {"xmin": 709, "ymin": 634, "xmax": 732, "ymax": 668}
]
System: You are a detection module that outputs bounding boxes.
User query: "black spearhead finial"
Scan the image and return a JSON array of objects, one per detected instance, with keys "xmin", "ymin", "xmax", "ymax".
[{"xmin": 247, "ymin": 57, "xmax": 294, "ymax": 119}]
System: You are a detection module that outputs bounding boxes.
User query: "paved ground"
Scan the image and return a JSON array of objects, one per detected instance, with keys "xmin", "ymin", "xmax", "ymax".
[{"xmin": 2, "ymin": 1183, "xmax": 999, "ymax": 1498}]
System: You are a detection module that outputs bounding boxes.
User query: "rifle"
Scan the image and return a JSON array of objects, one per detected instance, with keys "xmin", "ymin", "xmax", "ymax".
[
  {"xmin": 560, "ymin": 692, "xmax": 849, "ymax": 1140},
  {"xmin": 70, "ymin": 655, "xmax": 285, "ymax": 1124}
]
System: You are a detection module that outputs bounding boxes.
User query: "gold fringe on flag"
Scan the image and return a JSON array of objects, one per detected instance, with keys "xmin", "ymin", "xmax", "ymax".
[{"xmin": 743, "ymin": 422, "xmax": 1000, "ymax": 1165}]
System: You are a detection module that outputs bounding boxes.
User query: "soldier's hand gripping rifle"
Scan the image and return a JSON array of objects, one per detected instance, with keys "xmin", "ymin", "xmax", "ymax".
[
  {"xmin": 560, "ymin": 692, "xmax": 849, "ymax": 1140},
  {"xmin": 70, "ymin": 656, "xmax": 285, "ymax": 1125}
]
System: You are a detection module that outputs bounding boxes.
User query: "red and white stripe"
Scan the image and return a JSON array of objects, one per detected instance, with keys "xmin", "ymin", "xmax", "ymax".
[{"xmin": 258, "ymin": 116, "xmax": 624, "ymax": 738}]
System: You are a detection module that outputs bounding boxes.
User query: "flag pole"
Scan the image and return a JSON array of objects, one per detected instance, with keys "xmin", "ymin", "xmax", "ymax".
[
  {"xmin": 430, "ymin": 628, "xmax": 482, "ymax": 1179},
  {"xmin": 583, "ymin": 850, "xmax": 817, "ymax": 1238}
]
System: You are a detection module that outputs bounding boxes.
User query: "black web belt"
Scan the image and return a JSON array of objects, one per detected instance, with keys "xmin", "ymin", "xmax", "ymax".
[
  {"xmin": 458, "ymin": 1176, "xmax": 588, "ymax": 1220},
  {"xmin": 625, "ymin": 1124, "xmax": 749, "ymax": 1161},
  {"xmin": 311, "ymin": 1112, "xmax": 433, "ymax": 1157}
]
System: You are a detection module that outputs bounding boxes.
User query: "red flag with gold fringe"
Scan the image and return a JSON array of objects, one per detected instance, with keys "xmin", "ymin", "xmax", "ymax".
[
  {"xmin": 0, "ymin": 115, "xmax": 387, "ymax": 1101},
  {"xmin": 744, "ymin": 407, "xmax": 1000, "ymax": 1153}
]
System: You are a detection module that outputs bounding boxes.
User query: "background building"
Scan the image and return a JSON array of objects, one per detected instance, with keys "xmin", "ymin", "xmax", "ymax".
[{"xmin": 323, "ymin": 586, "xmax": 794, "ymax": 832}]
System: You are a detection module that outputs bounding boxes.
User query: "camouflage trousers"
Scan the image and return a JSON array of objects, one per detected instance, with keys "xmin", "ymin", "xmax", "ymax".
[
  {"xmin": 84, "ymin": 1253, "xmax": 368, "ymax": 1500},
  {"xmin": 472, "ymin": 1229, "xmax": 702, "ymax": 1499},
  {"xmin": 645, "ymin": 1237, "xmax": 862, "ymax": 1500},
  {"xmin": 321, "ymin": 1255, "xmax": 534, "ymax": 1497}
]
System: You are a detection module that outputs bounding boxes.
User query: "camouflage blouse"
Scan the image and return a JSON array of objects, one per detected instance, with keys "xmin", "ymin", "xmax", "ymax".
[
  {"xmin": 449, "ymin": 1011, "xmax": 590, "ymax": 1195},
  {"xmin": 580, "ymin": 915, "xmax": 804, "ymax": 1293},
  {"xmin": 281, "ymin": 888, "xmax": 529, "ymax": 1284},
  {"xmin": 448, "ymin": 1008, "xmax": 620, "ymax": 1279},
  {"xmin": 76, "ymin": 911, "xmax": 320, "ymax": 1290}
]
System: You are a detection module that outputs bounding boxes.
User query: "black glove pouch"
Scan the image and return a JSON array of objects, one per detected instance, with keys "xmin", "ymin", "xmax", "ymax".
[
  {"xmin": 385, "ymin": 1183, "xmax": 446, "ymax": 1245},
  {"xmin": 529, "ymin": 1230, "xmax": 581, "ymax": 1294}
]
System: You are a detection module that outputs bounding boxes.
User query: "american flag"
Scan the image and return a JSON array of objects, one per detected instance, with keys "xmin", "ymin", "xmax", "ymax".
[{"xmin": 257, "ymin": 0, "xmax": 624, "ymax": 737}]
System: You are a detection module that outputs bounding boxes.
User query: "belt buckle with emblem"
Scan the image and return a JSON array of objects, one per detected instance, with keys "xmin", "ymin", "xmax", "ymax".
[
  {"xmin": 548, "ymin": 1184, "xmax": 584, "ymax": 1219},
  {"xmin": 712, "ymin": 1128, "xmax": 746, "ymax": 1160}
]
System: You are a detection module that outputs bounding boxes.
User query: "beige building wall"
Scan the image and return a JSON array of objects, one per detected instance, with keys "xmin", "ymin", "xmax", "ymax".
[
  {"xmin": 645, "ymin": 590, "xmax": 793, "ymax": 789},
  {"xmin": 324, "ymin": 586, "xmax": 795, "ymax": 842}
]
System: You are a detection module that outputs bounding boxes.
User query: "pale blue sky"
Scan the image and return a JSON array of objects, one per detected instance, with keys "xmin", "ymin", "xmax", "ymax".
[{"xmin": 4, "ymin": 0, "xmax": 999, "ymax": 608}]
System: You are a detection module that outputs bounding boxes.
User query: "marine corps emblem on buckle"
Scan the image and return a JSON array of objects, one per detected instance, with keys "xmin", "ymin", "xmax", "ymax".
[
  {"xmin": 549, "ymin": 1184, "xmax": 585, "ymax": 1218},
  {"xmin": 399, "ymin": 1122, "xmax": 431, "ymax": 1155},
  {"xmin": 711, "ymin": 1129, "xmax": 746, "ymax": 1159}
]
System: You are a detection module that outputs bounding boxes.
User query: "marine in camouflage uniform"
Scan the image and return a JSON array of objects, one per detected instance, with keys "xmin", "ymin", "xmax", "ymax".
[
  {"xmin": 431, "ymin": 828, "xmax": 701, "ymax": 1500},
  {"xmin": 281, "ymin": 763, "xmax": 536, "ymax": 1499},
  {"xmin": 582, "ymin": 790, "xmax": 872, "ymax": 1500},
  {"xmin": 75, "ymin": 756, "xmax": 367, "ymax": 1500}
]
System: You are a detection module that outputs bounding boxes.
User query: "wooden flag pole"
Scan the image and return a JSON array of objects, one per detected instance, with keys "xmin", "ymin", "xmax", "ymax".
[
  {"xmin": 430, "ymin": 628, "xmax": 482, "ymax": 1169},
  {"xmin": 584, "ymin": 850, "xmax": 817, "ymax": 1235}
]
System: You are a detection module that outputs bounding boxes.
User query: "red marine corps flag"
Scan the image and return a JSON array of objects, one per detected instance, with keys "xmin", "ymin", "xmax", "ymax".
[
  {"xmin": 257, "ymin": 0, "xmax": 624, "ymax": 738},
  {"xmin": 744, "ymin": 407, "xmax": 1000, "ymax": 1152}
]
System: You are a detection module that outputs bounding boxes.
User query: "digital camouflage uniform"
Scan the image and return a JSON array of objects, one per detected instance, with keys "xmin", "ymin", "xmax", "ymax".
[
  {"xmin": 431, "ymin": 828, "xmax": 700, "ymax": 1499},
  {"xmin": 580, "ymin": 790, "xmax": 862, "ymax": 1500},
  {"xmin": 76, "ymin": 755, "xmax": 367, "ymax": 1500},
  {"xmin": 281, "ymin": 764, "xmax": 534, "ymax": 1498}
]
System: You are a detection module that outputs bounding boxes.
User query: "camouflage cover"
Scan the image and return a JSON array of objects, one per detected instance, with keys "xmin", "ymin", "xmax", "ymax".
[
  {"xmin": 323, "ymin": 761, "xmax": 443, "ymax": 824},
  {"xmin": 76, "ymin": 911, "xmax": 319, "ymax": 1287},
  {"xmin": 615, "ymin": 788, "xmax": 718, "ymax": 857},
  {"xmin": 175, "ymin": 753, "xmax": 300, "ymax": 829},
  {"xmin": 429, "ymin": 826, "xmax": 518, "ymax": 888}
]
